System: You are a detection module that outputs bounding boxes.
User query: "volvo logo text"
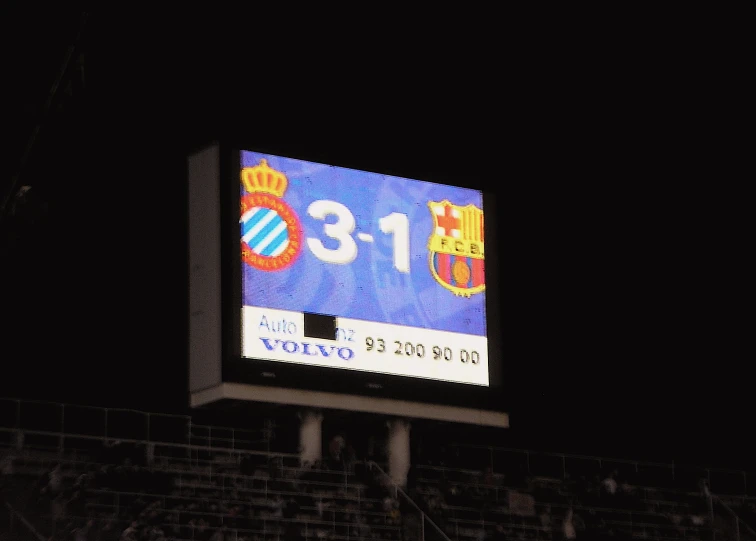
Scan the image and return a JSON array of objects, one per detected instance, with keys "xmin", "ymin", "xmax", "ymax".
[{"xmin": 259, "ymin": 338, "xmax": 355, "ymax": 361}]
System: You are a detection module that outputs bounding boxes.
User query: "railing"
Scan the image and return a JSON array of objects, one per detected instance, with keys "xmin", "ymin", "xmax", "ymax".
[
  {"xmin": 4, "ymin": 445, "xmax": 399, "ymax": 540},
  {"xmin": 0, "ymin": 398, "xmax": 270, "ymax": 454},
  {"xmin": 415, "ymin": 461, "xmax": 726, "ymax": 541},
  {"xmin": 40, "ymin": 510, "xmax": 395, "ymax": 541},
  {"xmin": 1, "ymin": 426, "xmax": 405, "ymax": 539},
  {"xmin": 440, "ymin": 442, "xmax": 751, "ymax": 496},
  {"xmin": 0, "ymin": 425, "xmax": 297, "ymax": 465},
  {"xmin": 4, "ymin": 396, "xmax": 754, "ymax": 541},
  {"xmin": 6, "ymin": 458, "xmax": 369, "ymax": 506},
  {"xmin": 415, "ymin": 479, "xmax": 717, "ymax": 540},
  {"xmin": 82, "ymin": 487, "xmax": 387, "ymax": 518},
  {"xmin": 3, "ymin": 397, "xmax": 750, "ymax": 497},
  {"xmin": 416, "ymin": 465, "xmax": 719, "ymax": 506},
  {"xmin": 1, "ymin": 499, "xmax": 46, "ymax": 541},
  {"xmin": 367, "ymin": 461, "xmax": 451, "ymax": 541},
  {"xmin": 712, "ymin": 496, "xmax": 756, "ymax": 541},
  {"xmin": 444, "ymin": 501, "xmax": 711, "ymax": 539},
  {"xmin": 0, "ymin": 428, "xmax": 363, "ymax": 498},
  {"xmin": 85, "ymin": 491, "xmax": 397, "ymax": 539},
  {"xmin": 416, "ymin": 488, "xmax": 702, "ymax": 523}
]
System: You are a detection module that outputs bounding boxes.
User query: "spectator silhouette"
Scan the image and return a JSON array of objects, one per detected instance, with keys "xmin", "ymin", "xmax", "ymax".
[
  {"xmin": 561, "ymin": 507, "xmax": 584, "ymax": 540},
  {"xmin": 601, "ymin": 469, "xmax": 618, "ymax": 497},
  {"xmin": 328, "ymin": 432, "xmax": 346, "ymax": 470},
  {"xmin": 43, "ymin": 463, "xmax": 63, "ymax": 497}
]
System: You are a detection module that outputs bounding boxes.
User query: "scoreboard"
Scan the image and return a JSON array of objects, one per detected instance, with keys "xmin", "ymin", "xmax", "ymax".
[
  {"xmin": 188, "ymin": 144, "xmax": 506, "ymax": 426},
  {"xmin": 239, "ymin": 152, "xmax": 489, "ymax": 386}
]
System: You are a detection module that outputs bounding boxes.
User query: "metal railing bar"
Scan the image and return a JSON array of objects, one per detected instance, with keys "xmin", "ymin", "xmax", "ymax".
[
  {"xmin": 4, "ymin": 397, "xmax": 749, "ymax": 478},
  {"xmin": 0, "ymin": 427, "xmax": 296, "ymax": 459},
  {"xmin": 416, "ymin": 470, "xmax": 711, "ymax": 498},
  {"xmin": 449, "ymin": 441, "xmax": 750, "ymax": 477},
  {"xmin": 368, "ymin": 460, "xmax": 451, "ymax": 541},
  {"xmin": 38, "ymin": 511, "xmax": 400, "ymax": 536},
  {"xmin": 1, "ymin": 499, "xmax": 47, "ymax": 541}
]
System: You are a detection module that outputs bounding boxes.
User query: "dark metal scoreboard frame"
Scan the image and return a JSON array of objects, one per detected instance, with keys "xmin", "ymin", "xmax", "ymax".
[{"xmin": 188, "ymin": 143, "xmax": 507, "ymax": 427}]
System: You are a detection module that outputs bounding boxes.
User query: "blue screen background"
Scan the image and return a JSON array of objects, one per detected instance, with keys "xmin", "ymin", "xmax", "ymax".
[{"xmin": 241, "ymin": 151, "xmax": 487, "ymax": 337}]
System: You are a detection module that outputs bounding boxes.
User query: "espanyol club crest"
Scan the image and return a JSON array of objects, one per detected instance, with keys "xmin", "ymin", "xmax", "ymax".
[
  {"xmin": 240, "ymin": 159, "xmax": 303, "ymax": 271},
  {"xmin": 428, "ymin": 200, "xmax": 485, "ymax": 297}
]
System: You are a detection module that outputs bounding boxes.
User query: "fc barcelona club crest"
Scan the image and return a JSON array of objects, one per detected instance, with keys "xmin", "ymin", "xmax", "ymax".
[
  {"xmin": 240, "ymin": 159, "xmax": 303, "ymax": 272},
  {"xmin": 428, "ymin": 200, "xmax": 485, "ymax": 297}
]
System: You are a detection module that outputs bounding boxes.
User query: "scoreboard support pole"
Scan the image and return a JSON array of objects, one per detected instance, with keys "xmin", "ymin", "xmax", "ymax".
[
  {"xmin": 298, "ymin": 409, "xmax": 323, "ymax": 466},
  {"xmin": 387, "ymin": 418, "xmax": 411, "ymax": 488}
]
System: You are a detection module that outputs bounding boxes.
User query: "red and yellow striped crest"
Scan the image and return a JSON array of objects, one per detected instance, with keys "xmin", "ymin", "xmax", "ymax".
[{"xmin": 427, "ymin": 200, "xmax": 485, "ymax": 297}]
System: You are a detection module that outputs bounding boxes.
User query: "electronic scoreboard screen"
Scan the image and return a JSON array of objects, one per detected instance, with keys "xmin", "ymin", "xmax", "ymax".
[{"xmin": 238, "ymin": 151, "xmax": 491, "ymax": 387}]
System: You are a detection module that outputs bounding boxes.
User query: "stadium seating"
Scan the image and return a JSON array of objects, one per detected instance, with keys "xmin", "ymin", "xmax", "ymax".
[
  {"xmin": 2, "ymin": 442, "xmax": 407, "ymax": 540},
  {"xmin": 1, "ymin": 399, "xmax": 753, "ymax": 541},
  {"xmin": 412, "ymin": 452, "xmax": 716, "ymax": 540},
  {"xmin": 0, "ymin": 401, "xmax": 406, "ymax": 540}
]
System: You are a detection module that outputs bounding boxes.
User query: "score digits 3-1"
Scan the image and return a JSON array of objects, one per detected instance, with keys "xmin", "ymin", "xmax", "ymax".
[{"xmin": 240, "ymin": 157, "xmax": 486, "ymax": 297}]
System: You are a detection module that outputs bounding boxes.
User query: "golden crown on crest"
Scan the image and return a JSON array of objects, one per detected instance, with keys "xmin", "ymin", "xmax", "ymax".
[{"xmin": 241, "ymin": 159, "xmax": 288, "ymax": 197}]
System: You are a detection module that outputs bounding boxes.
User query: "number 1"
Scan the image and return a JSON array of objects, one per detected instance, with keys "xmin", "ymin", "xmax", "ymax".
[{"xmin": 379, "ymin": 212, "xmax": 410, "ymax": 273}]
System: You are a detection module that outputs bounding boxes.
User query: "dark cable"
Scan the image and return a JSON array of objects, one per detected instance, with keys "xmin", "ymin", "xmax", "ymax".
[{"xmin": 0, "ymin": 11, "xmax": 88, "ymax": 220}]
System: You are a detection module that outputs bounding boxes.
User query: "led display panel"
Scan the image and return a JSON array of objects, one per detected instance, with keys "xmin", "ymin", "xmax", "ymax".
[{"xmin": 240, "ymin": 151, "xmax": 489, "ymax": 386}]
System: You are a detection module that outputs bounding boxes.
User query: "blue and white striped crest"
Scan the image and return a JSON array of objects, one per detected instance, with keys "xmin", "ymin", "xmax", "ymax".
[{"xmin": 241, "ymin": 206, "xmax": 290, "ymax": 257}]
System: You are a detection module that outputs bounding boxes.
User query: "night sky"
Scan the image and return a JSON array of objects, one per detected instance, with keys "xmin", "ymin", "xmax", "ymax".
[{"xmin": 1, "ymin": 11, "xmax": 751, "ymax": 471}]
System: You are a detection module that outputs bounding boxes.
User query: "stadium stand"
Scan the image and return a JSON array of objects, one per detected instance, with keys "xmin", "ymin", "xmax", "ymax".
[{"xmin": 1, "ymin": 399, "xmax": 753, "ymax": 541}]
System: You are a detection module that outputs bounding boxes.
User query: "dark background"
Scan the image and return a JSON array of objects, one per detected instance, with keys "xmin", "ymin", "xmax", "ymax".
[{"xmin": 1, "ymin": 10, "xmax": 750, "ymax": 470}]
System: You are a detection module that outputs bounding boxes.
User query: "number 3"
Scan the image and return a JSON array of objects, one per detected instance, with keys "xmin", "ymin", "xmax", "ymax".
[{"xmin": 307, "ymin": 200, "xmax": 358, "ymax": 265}]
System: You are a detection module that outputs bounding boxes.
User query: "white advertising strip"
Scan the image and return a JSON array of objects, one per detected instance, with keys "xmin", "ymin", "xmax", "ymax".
[{"xmin": 241, "ymin": 305, "xmax": 489, "ymax": 386}]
